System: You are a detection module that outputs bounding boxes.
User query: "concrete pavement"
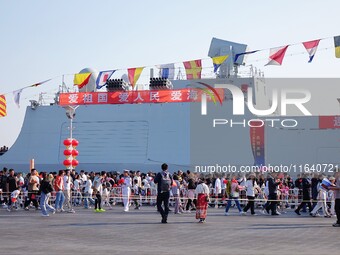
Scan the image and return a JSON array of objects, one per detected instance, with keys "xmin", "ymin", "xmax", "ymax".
[{"xmin": 0, "ymin": 206, "xmax": 338, "ymax": 255}]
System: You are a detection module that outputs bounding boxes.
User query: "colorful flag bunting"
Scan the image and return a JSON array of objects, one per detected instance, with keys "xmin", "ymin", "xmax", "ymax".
[
  {"xmin": 128, "ymin": 67, "xmax": 144, "ymax": 88},
  {"xmin": 0, "ymin": 95, "xmax": 6, "ymax": 117},
  {"xmin": 156, "ymin": 63, "xmax": 175, "ymax": 79},
  {"xmin": 302, "ymin": 39, "xmax": 320, "ymax": 63},
  {"xmin": 13, "ymin": 89, "xmax": 23, "ymax": 108},
  {"xmin": 211, "ymin": 55, "xmax": 229, "ymax": 72},
  {"xmin": 96, "ymin": 70, "xmax": 115, "ymax": 89},
  {"xmin": 183, "ymin": 60, "xmax": 202, "ymax": 79},
  {"xmin": 31, "ymin": 79, "xmax": 52, "ymax": 87},
  {"xmin": 265, "ymin": 46, "xmax": 289, "ymax": 66},
  {"xmin": 234, "ymin": 50, "xmax": 259, "ymax": 63},
  {"xmin": 74, "ymin": 73, "xmax": 92, "ymax": 89},
  {"xmin": 334, "ymin": 36, "xmax": 340, "ymax": 58}
]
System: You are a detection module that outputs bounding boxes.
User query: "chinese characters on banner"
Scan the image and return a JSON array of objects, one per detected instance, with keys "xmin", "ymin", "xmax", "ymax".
[
  {"xmin": 319, "ymin": 116, "xmax": 340, "ymax": 129},
  {"xmin": 58, "ymin": 89, "xmax": 224, "ymax": 106},
  {"xmin": 249, "ymin": 120, "xmax": 265, "ymax": 166}
]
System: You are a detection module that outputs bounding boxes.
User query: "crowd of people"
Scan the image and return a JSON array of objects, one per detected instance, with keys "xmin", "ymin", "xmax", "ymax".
[
  {"xmin": 0, "ymin": 165, "xmax": 339, "ymax": 227},
  {"xmin": 0, "ymin": 145, "xmax": 8, "ymax": 155}
]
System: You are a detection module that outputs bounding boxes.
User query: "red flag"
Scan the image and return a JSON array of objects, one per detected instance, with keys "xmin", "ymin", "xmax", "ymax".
[
  {"xmin": 265, "ymin": 45, "xmax": 289, "ymax": 66},
  {"xmin": 302, "ymin": 39, "xmax": 320, "ymax": 63}
]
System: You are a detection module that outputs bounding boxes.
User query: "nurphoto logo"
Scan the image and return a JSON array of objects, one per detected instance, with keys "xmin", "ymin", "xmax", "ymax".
[{"xmin": 200, "ymin": 84, "xmax": 312, "ymax": 128}]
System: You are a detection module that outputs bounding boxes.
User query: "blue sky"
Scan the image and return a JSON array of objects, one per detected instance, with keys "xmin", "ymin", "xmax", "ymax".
[{"xmin": 1, "ymin": 0, "xmax": 340, "ymax": 147}]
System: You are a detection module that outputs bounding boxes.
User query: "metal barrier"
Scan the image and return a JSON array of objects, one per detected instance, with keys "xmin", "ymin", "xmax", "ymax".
[{"xmin": 0, "ymin": 187, "xmax": 335, "ymax": 210}]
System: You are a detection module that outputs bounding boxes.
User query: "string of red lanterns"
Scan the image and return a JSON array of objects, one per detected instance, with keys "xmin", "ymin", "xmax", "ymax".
[{"xmin": 63, "ymin": 138, "xmax": 79, "ymax": 169}]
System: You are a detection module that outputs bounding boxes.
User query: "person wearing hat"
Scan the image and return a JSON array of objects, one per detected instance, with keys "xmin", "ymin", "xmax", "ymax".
[{"xmin": 121, "ymin": 170, "xmax": 132, "ymax": 212}]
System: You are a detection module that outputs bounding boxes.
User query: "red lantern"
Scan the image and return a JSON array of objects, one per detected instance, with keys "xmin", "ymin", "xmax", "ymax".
[
  {"xmin": 71, "ymin": 159, "xmax": 79, "ymax": 166},
  {"xmin": 71, "ymin": 139, "xmax": 79, "ymax": 147},
  {"xmin": 63, "ymin": 149, "xmax": 72, "ymax": 156},
  {"xmin": 71, "ymin": 149, "xmax": 79, "ymax": 157},
  {"xmin": 63, "ymin": 159, "xmax": 72, "ymax": 167},
  {"xmin": 63, "ymin": 139, "xmax": 72, "ymax": 146}
]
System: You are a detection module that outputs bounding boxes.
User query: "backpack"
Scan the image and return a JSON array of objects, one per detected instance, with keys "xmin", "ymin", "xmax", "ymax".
[{"xmin": 160, "ymin": 172, "xmax": 171, "ymax": 192}]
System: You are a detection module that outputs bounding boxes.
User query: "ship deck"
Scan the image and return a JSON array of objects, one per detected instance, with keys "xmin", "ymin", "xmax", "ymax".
[{"xmin": 0, "ymin": 206, "xmax": 338, "ymax": 254}]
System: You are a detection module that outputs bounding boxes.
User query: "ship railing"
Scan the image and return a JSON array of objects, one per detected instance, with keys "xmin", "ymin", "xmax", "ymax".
[{"xmin": 0, "ymin": 188, "xmax": 334, "ymax": 210}]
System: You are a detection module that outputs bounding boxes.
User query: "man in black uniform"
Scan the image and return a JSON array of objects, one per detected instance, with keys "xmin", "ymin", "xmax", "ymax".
[{"xmin": 295, "ymin": 173, "xmax": 312, "ymax": 215}]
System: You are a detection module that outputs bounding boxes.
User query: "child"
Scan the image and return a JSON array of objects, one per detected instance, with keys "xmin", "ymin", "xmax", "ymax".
[
  {"xmin": 172, "ymin": 174, "xmax": 183, "ymax": 214},
  {"xmin": 7, "ymin": 187, "xmax": 21, "ymax": 212},
  {"xmin": 102, "ymin": 183, "xmax": 112, "ymax": 210}
]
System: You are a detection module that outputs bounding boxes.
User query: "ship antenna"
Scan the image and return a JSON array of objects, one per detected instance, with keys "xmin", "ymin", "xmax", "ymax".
[
  {"xmin": 176, "ymin": 67, "xmax": 184, "ymax": 80},
  {"xmin": 61, "ymin": 75, "xmax": 64, "ymax": 93},
  {"xmin": 61, "ymin": 74, "xmax": 69, "ymax": 93}
]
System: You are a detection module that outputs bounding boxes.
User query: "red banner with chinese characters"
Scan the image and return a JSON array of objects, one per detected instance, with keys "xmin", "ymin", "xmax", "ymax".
[
  {"xmin": 58, "ymin": 89, "xmax": 224, "ymax": 106},
  {"xmin": 249, "ymin": 120, "xmax": 265, "ymax": 166},
  {"xmin": 319, "ymin": 116, "xmax": 340, "ymax": 129}
]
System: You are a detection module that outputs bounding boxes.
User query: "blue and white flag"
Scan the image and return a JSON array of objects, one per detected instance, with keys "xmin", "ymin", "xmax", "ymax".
[
  {"xmin": 234, "ymin": 50, "xmax": 259, "ymax": 63},
  {"xmin": 13, "ymin": 88, "xmax": 23, "ymax": 108},
  {"xmin": 96, "ymin": 70, "xmax": 115, "ymax": 89},
  {"xmin": 156, "ymin": 63, "xmax": 175, "ymax": 79}
]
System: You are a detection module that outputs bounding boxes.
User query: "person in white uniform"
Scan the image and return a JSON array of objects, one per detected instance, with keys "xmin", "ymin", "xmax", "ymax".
[{"xmin": 122, "ymin": 170, "xmax": 132, "ymax": 212}]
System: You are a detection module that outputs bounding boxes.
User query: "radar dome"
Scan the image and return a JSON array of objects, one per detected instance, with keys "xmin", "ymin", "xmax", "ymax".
[
  {"xmin": 121, "ymin": 74, "xmax": 129, "ymax": 83},
  {"xmin": 78, "ymin": 67, "xmax": 99, "ymax": 92}
]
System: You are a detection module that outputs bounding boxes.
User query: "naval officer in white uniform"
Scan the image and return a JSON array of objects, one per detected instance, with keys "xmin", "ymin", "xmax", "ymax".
[{"xmin": 122, "ymin": 170, "xmax": 132, "ymax": 212}]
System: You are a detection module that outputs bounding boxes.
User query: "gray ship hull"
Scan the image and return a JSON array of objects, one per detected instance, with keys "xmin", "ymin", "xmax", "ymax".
[{"xmin": 1, "ymin": 78, "xmax": 340, "ymax": 173}]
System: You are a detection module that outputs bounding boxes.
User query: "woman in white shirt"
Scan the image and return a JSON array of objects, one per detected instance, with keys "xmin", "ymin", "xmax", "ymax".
[
  {"xmin": 243, "ymin": 173, "xmax": 260, "ymax": 215},
  {"xmin": 195, "ymin": 178, "xmax": 210, "ymax": 223},
  {"xmin": 84, "ymin": 177, "xmax": 94, "ymax": 209}
]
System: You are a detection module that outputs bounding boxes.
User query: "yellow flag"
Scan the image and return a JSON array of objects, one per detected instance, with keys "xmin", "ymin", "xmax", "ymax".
[
  {"xmin": 74, "ymin": 73, "xmax": 91, "ymax": 89},
  {"xmin": 334, "ymin": 36, "xmax": 340, "ymax": 58},
  {"xmin": 212, "ymin": 55, "xmax": 229, "ymax": 72},
  {"xmin": 128, "ymin": 67, "xmax": 144, "ymax": 88},
  {"xmin": 0, "ymin": 95, "xmax": 7, "ymax": 117}
]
